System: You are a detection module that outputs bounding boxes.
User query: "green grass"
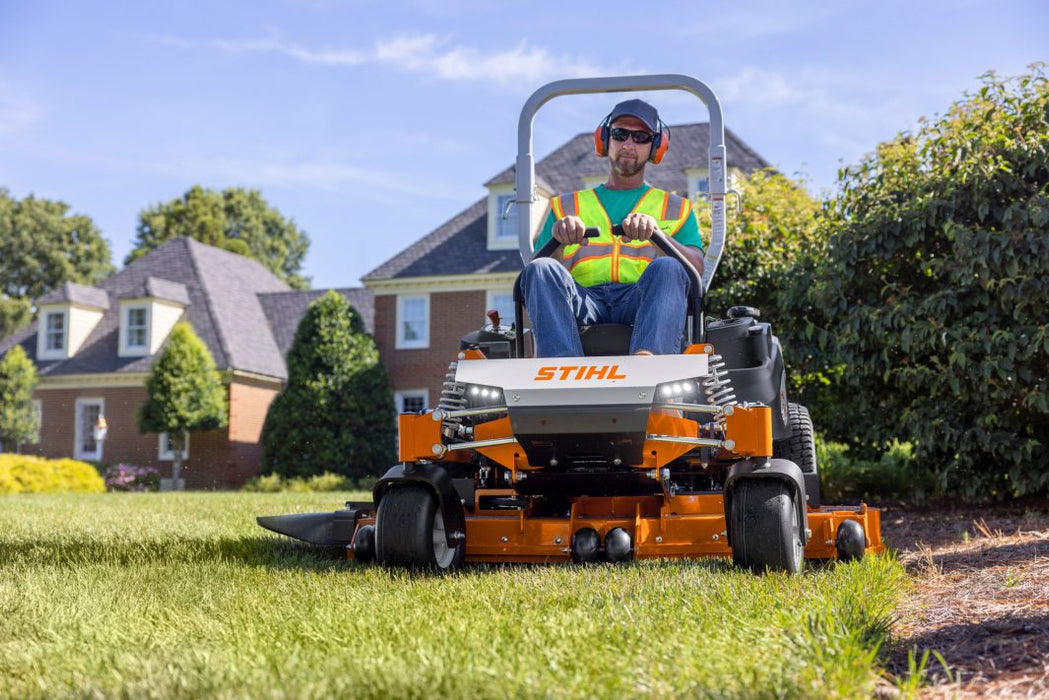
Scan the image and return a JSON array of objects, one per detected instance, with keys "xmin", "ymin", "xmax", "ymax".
[{"xmin": 1, "ymin": 492, "xmax": 907, "ymax": 699}]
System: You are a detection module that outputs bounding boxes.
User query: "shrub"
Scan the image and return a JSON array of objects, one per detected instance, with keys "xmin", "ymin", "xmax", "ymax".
[
  {"xmin": 818, "ymin": 437, "xmax": 927, "ymax": 504},
  {"xmin": 241, "ymin": 471, "xmax": 360, "ymax": 493},
  {"xmin": 805, "ymin": 67, "xmax": 1049, "ymax": 500},
  {"xmin": 103, "ymin": 464, "xmax": 161, "ymax": 492},
  {"xmin": 0, "ymin": 454, "xmax": 105, "ymax": 494}
]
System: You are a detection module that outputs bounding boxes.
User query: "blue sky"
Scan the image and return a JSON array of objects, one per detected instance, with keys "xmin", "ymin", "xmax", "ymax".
[{"xmin": 1, "ymin": 1, "xmax": 1044, "ymax": 289}]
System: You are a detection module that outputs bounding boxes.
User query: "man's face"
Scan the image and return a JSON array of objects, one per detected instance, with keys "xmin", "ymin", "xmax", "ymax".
[{"xmin": 609, "ymin": 115, "xmax": 653, "ymax": 178}]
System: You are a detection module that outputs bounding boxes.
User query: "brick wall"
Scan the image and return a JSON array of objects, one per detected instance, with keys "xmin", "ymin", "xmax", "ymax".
[{"xmin": 26, "ymin": 377, "xmax": 280, "ymax": 489}]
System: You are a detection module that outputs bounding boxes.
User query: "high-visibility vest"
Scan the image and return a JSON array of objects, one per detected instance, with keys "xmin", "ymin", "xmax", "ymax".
[{"xmin": 550, "ymin": 187, "xmax": 693, "ymax": 286}]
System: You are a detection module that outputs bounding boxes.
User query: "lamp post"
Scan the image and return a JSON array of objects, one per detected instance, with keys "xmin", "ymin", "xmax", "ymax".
[{"xmin": 93, "ymin": 414, "xmax": 108, "ymax": 460}]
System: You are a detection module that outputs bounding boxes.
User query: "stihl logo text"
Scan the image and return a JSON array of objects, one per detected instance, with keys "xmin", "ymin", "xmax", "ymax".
[{"xmin": 534, "ymin": 365, "xmax": 627, "ymax": 381}]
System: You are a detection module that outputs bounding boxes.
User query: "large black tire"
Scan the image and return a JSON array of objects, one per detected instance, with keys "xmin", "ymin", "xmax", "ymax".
[
  {"xmin": 375, "ymin": 484, "xmax": 465, "ymax": 571},
  {"xmin": 773, "ymin": 402, "xmax": 821, "ymax": 508},
  {"xmin": 730, "ymin": 478, "xmax": 804, "ymax": 574}
]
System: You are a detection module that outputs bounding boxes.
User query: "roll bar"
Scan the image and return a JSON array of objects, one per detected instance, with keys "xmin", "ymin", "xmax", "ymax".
[{"xmin": 515, "ymin": 74, "xmax": 728, "ymax": 292}]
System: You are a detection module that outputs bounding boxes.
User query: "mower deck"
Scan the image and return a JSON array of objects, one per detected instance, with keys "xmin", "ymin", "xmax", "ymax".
[{"xmin": 344, "ymin": 492, "xmax": 883, "ymax": 563}]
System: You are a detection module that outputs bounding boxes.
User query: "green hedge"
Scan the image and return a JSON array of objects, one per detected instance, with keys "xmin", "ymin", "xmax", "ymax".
[
  {"xmin": 242, "ymin": 471, "xmax": 375, "ymax": 493},
  {"xmin": 0, "ymin": 454, "xmax": 106, "ymax": 494}
]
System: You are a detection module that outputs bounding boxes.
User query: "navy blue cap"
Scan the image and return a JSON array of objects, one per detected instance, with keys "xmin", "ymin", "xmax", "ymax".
[{"xmin": 607, "ymin": 99, "xmax": 660, "ymax": 132}]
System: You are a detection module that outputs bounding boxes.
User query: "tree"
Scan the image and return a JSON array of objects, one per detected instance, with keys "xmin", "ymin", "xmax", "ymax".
[
  {"xmin": 0, "ymin": 346, "xmax": 39, "ymax": 452},
  {"xmin": 0, "ymin": 189, "xmax": 113, "ymax": 339},
  {"xmin": 806, "ymin": 66, "xmax": 1049, "ymax": 500},
  {"xmin": 138, "ymin": 322, "xmax": 228, "ymax": 488},
  {"xmin": 262, "ymin": 291, "xmax": 396, "ymax": 480},
  {"xmin": 128, "ymin": 186, "xmax": 310, "ymax": 289}
]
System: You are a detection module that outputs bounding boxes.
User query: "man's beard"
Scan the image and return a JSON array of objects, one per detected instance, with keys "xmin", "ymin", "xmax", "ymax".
[{"xmin": 612, "ymin": 153, "xmax": 645, "ymax": 177}]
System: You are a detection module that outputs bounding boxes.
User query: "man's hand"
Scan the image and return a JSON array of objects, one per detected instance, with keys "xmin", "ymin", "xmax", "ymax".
[
  {"xmin": 620, "ymin": 212, "xmax": 659, "ymax": 241},
  {"xmin": 552, "ymin": 215, "xmax": 589, "ymax": 246}
]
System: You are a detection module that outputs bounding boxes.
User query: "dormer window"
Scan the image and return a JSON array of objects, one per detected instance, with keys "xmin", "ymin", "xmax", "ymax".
[
  {"xmin": 44, "ymin": 311, "xmax": 66, "ymax": 353},
  {"xmin": 123, "ymin": 305, "xmax": 150, "ymax": 353}
]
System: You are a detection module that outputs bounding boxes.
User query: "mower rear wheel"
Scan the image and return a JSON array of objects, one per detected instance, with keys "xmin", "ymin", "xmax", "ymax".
[
  {"xmin": 375, "ymin": 484, "xmax": 464, "ymax": 571},
  {"xmin": 773, "ymin": 402, "xmax": 821, "ymax": 508},
  {"xmin": 730, "ymin": 478, "xmax": 804, "ymax": 574}
]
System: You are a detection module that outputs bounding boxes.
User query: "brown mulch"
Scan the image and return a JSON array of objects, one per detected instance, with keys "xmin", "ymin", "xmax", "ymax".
[{"xmin": 878, "ymin": 502, "xmax": 1049, "ymax": 698}]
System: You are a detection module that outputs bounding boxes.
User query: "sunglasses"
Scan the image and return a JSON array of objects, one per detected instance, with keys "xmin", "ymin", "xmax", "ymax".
[{"xmin": 609, "ymin": 127, "xmax": 656, "ymax": 144}]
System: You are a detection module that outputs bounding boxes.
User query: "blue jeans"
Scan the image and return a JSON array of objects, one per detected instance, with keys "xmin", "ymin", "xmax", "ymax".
[{"xmin": 520, "ymin": 256, "xmax": 689, "ymax": 357}]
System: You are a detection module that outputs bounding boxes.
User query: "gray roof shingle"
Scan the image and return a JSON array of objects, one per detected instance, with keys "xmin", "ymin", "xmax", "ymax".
[
  {"xmin": 258, "ymin": 288, "xmax": 375, "ymax": 359},
  {"xmin": 118, "ymin": 277, "xmax": 191, "ymax": 306},
  {"xmin": 365, "ymin": 123, "xmax": 770, "ymax": 280},
  {"xmin": 35, "ymin": 282, "xmax": 110, "ymax": 309}
]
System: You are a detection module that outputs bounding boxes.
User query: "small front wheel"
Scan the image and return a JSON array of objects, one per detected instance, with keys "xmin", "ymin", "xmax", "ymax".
[
  {"xmin": 375, "ymin": 484, "xmax": 465, "ymax": 571},
  {"xmin": 730, "ymin": 478, "xmax": 804, "ymax": 574}
]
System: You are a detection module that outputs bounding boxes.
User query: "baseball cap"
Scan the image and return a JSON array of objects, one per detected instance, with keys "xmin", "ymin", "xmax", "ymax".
[{"xmin": 607, "ymin": 99, "xmax": 660, "ymax": 132}]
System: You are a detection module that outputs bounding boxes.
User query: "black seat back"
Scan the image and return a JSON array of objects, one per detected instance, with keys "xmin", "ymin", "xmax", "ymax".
[{"xmin": 579, "ymin": 323, "xmax": 633, "ymax": 356}]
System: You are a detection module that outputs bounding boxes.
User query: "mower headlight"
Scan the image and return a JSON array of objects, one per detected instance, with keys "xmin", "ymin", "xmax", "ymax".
[
  {"xmin": 657, "ymin": 379, "xmax": 700, "ymax": 401},
  {"xmin": 466, "ymin": 383, "xmax": 505, "ymax": 407}
]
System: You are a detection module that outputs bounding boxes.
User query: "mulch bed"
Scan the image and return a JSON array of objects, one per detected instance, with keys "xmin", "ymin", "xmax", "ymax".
[{"xmin": 877, "ymin": 502, "xmax": 1049, "ymax": 697}]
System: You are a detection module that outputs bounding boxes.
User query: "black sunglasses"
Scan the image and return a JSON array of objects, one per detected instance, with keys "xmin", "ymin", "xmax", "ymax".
[{"xmin": 609, "ymin": 127, "xmax": 655, "ymax": 144}]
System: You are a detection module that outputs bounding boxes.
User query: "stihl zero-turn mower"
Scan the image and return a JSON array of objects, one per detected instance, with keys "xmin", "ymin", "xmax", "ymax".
[{"xmin": 258, "ymin": 74, "xmax": 884, "ymax": 573}]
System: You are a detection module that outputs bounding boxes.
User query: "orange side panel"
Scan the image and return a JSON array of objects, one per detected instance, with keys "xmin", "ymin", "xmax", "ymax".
[
  {"xmin": 723, "ymin": 405, "xmax": 772, "ymax": 457},
  {"xmin": 398, "ymin": 413, "xmax": 442, "ymax": 462},
  {"xmin": 473, "ymin": 416, "xmax": 524, "ymax": 470},
  {"xmin": 642, "ymin": 411, "xmax": 699, "ymax": 468}
]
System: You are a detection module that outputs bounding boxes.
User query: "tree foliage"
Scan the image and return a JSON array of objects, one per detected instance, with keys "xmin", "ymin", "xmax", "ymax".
[
  {"xmin": 696, "ymin": 168, "xmax": 822, "ymax": 319},
  {"xmin": 262, "ymin": 291, "xmax": 396, "ymax": 480},
  {"xmin": 128, "ymin": 186, "xmax": 310, "ymax": 289},
  {"xmin": 805, "ymin": 67, "xmax": 1049, "ymax": 500},
  {"xmin": 0, "ymin": 189, "xmax": 113, "ymax": 339},
  {"xmin": 0, "ymin": 345, "xmax": 39, "ymax": 450},
  {"xmin": 138, "ymin": 322, "xmax": 228, "ymax": 485}
]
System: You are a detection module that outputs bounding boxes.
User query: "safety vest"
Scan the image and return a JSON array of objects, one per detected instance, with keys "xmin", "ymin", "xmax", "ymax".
[{"xmin": 550, "ymin": 187, "xmax": 693, "ymax": 286}]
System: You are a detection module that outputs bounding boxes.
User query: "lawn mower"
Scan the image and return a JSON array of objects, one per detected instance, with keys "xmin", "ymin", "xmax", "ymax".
[{"xmin": 258, "ymin": 74, "xmax": 883, "ymax": 573}]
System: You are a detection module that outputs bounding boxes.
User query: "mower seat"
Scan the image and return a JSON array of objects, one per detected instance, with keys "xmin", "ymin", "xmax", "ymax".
[{"xmin": 579, "ymin": 323, "xmax": 632, "ymax": 356}]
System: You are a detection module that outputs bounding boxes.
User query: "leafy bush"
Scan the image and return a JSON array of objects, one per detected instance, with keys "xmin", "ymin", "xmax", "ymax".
[
  {"xmin": 262, "ymin": 291, "xmax": 396, "ymax": 480},
  {"xmin": 818, "ymin": 437, "xmax": 927, "ymax": 503},
  {"xmin": 103, "ymin": 464, "xmax": 161, "ymax": 492},
  {"xmin": 242, "ymin": 471, "xmax": 366, "ymax": 493},
  {"xmin": 802, "ymin": 67, "xmax": 1049, "ymax": 500},
  {"xmin": 0, "ymin": 454, "xmax": 105, "ymax": 494}
]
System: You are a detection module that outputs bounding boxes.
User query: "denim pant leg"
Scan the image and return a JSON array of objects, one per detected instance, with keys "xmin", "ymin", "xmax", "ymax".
[
  {"xmin": 520, "ymin": 258, "xmax": 603, "ymax": 357},
  {"xmin": 628, "ymin": 257, "xmax": 690, "ymax": 355}
]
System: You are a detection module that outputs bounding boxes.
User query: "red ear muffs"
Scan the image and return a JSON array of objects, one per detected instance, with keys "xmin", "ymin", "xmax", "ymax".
[{"xmin": 594, "ymin": 120, "xmax": 611, "ymax": 157}]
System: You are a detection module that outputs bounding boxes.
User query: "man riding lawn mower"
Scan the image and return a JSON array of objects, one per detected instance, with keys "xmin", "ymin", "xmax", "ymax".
[{"xmin": 258, "ymin": 74, "xmax": 884, "ymax": 573}]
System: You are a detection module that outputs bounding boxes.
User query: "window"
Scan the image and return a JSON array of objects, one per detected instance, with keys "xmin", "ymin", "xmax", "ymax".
[
  {"xmin": 74, "ymin": 398, "xmax": 104, "ymax": 461},
  {"xmin": 125, "ymin": 305, "xmax": 149, "ymax": 350},
  {"xmin": 395, "ymin": 390, "xmax": 429, "ymax": 415},
  {"xmin": 158, "ymin": 432, "xmax": 190, "ymax": 461},
  {"xmin": 485, "ymin": 291, "xmax": 515, "ymax": 328},
  {"xmin": 44, "ymin": 311, "xmax": 66, "ymax": 353},
  {"xmin": 396, "ymin": 295, "xmax": 429, "ymax": 349},
  {"xmin": 495, "ymin": 193, "xmax": 518, "ymax": 241}
]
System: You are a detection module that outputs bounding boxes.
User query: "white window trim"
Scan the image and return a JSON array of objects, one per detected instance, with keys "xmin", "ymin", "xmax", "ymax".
[
  {"xmin": 158, "ymin": 432, "xmax": 190, "ymax": 461},
  {"xmin": 394, "ymin": 389, "xmax": 430, "ymax": 414},
  {"xmin": 487, "ymin": 185, "xmax": 519, "ymax": 250},
  {"xmin": 74, "ymin": 397, "xmax": 104, "ymax": 461},
  {"xmin": 39, "ymin": 309, "xmax": 68, "ymax": 359},
  {"xmin": 395, "ymin": 294, "xmax": 430, "ymax": 349},
  {"xmin": 121, "ymin": 302, "xmax": 152, "ymax": 356},
  {"xmin": 485, "ymin": 289, "xmax": 515, "ymax": 327}
]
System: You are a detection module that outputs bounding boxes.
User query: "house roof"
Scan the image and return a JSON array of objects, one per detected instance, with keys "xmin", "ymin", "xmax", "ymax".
[
  {"xmin": 0, "ymin": 238, "xmax": 375, "ymax": 382},
  {"xmin": 364, "ymin": 123, "xmax": 770, "ymax": 281},
  {"xmin": 35, "ymin": 282, "xmax": 110, "ymax": 309},
  {"xmin": 258, "ymin": 288, "xmax": 375, "ymax": 359}
]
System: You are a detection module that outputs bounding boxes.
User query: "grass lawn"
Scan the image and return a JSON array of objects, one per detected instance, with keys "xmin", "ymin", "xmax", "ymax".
[{"xmin": 1, "ymin": 492, "xmax": 906, "ymax": 699}]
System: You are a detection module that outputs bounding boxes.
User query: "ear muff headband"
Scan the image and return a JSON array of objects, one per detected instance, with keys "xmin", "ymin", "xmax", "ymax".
[{"xmin": 593, "ymin": 112, "xmax": 670, "ymax": 164}]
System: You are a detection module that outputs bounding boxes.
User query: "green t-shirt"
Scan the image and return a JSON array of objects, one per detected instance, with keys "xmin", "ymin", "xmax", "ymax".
[{"xmin": 533, "ymin": 184, "xmax": 704, "ymax": 252}]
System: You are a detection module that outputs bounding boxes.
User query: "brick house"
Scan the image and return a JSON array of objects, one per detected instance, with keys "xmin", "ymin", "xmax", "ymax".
[
  {"xmin": 0, "ymin": 237, "xmax": 373, "ymax": 488},
  {"xmin": 363, "ymin": 123, "xmax": 770, "ymax": 412}
]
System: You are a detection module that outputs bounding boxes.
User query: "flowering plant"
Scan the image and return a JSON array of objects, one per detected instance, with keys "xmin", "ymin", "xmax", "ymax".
[{"xmin": 103, "ymin": 463, "xmax": 161, "ymax": 492}]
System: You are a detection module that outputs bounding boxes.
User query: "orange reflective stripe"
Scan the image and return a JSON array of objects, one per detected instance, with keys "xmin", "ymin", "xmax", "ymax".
[{"xmin": 551, "ymin": 196, "xmax": 566, "ymax": 219}]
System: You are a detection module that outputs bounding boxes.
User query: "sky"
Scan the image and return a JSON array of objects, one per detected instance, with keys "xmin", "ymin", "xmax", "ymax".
[{"xmin": 1, "ymin": 0, "xmax": 1045, "ymax": 290}]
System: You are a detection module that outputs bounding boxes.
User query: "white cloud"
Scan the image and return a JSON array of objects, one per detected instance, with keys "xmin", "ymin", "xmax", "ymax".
[{"xmin": 143, "ymin": 30, "xmax": 610, "ymax": 85}]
